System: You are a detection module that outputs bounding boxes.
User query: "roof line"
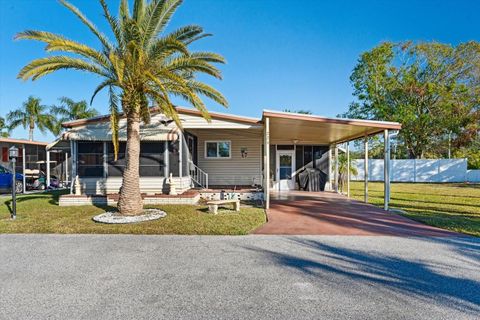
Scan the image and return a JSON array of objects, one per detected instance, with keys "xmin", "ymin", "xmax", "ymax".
[
  {"xmin": 0, "ymin": 137, "xmax": 48, "ymax": 146},
  {"xmin": 62, "ymin": 106, "xmax": 261, "ymax": 128},
  {"xmin": 262, "ymin": 109, "xmax": 402, "ymax": 130}
]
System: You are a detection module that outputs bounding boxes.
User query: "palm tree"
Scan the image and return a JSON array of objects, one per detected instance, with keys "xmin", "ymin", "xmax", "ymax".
[
  {"xmin": 7, "ymin": 96, "xmax": 56, "ymax": 141},
  {"xmin": 337, "ymin": 153, "xmax": 358, "ymax": 193},
  {"xmin": 16, "ymin": 0, "xmax": 227, "ymax": 215},
  {"xmin": 0, "ymin": 117, "xmax": 9, "ymax": 138},
  {"xmin": 50, "ymin": 97, "xmax": 100, "ymax": 134}
]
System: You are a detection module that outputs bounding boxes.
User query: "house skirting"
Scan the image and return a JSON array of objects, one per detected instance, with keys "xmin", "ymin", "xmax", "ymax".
[
  {"xmin": 59, "ymin": 190, "xmax": 200, "ymax": 207},
  {"xmin": 76, "ymin": 176, "xmax": 192, "ymax": 195}
]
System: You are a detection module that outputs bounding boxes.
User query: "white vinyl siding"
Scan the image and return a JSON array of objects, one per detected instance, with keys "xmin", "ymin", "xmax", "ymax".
[{"xmin": 191, "ymin": 129, "xmax": 263, "ymax": 186}]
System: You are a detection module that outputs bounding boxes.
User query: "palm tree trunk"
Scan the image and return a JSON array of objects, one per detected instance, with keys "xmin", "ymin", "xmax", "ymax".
[
  {"xmin": 29, "ymin": 127, "xmax": 34, "ymax": 141},
  {"xmin": 117, "ymin": 113, "xmax": 144, "ymax": 215}
]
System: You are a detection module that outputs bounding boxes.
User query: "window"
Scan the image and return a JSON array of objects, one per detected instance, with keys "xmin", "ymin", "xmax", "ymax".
[
  {"xmin": 205, "ymin": 141, "xmax": 231, "ymax": 159},
  {"xmin": 77, "ymin": 142, "xmax": 104, "ymax": 177}
]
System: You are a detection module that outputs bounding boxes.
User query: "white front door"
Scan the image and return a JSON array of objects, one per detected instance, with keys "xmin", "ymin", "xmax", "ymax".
[{"xmin": 276, "ymin": 150, "xmax": 295, "ymax": 191}]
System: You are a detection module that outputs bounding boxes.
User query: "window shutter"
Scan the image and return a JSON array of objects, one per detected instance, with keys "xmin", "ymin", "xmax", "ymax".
[{"xmin": 2, "ymin": 147, "xmax": 8, "ymax": 162}]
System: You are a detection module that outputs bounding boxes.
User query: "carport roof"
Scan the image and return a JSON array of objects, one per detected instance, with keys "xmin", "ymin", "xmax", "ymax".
[{"xmin": 262, "ymin": 110, "xmax": 401, "ymax": 145}]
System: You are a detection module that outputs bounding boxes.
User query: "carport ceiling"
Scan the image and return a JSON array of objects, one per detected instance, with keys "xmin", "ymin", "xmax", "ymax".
[{"xmin": 263, "ymin": 110, "xmax": 401, "ymax": 145}]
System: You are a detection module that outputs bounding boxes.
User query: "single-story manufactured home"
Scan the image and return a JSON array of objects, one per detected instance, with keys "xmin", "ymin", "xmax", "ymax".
[{"xmin": 51, "ymin": 107, "xmax": 401, "ymax": 209}]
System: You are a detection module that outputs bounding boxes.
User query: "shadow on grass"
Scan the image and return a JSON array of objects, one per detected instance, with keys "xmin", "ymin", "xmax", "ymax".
[{"xmin": 244, "ymin": 237, "xmax": 480, "ymax": 315}]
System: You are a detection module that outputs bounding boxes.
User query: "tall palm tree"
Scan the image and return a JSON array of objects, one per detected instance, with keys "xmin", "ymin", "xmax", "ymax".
[
  {"xmin": 16, "ymin": 0, "xmax": 227, "ymax": 215},
  {"xmin": 0, "ymin": 117, "xmax": 9, "ymax": 138},
  {"xmin": 50, "ymin": 97, "xmax": 100, "ymax": 134},
  {"xmin": 7, "ymin": 96, "xmax": 56, "ymax": 141}
]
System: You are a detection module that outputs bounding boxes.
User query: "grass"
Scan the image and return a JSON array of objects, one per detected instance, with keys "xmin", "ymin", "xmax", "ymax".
[
  {"xmin": 0, "ymin": 191, "xmax": 266, "ymax": 235},
  {"xmin": 350, "ymin": 181, "xmax": 480, "ymax": 237}
]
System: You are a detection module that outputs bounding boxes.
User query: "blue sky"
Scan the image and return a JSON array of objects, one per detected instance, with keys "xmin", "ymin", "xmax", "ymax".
[{"xmin": 1, "ymin": 0, "xmax": 479, "ymax": 141}]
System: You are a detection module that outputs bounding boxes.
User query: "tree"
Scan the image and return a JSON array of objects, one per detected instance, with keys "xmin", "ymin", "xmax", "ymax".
[
  {"xmin": 337, "ymin": 153, "xmax": 357, "ymax": 193},
  {"xmin": 7, "ymin": 96, "xmax": 56, "ymax": 141},
  {"xmin": 0, "ymin": 117, "xmax": 9, "ymax": 137},
  {"xmin": 343, "ymin": 41, "xmax": 480, "ymax": 159},
  {"xmin": 16, "ymin": 0, "xmax": 227, "ymax": 215},
  {"xmin": 50, "ymin": 97, "xmax": 99, "ymax": 134},
  {"xmin": 282, "ymin": 109, "xmax": 312, "ymax": 114}
]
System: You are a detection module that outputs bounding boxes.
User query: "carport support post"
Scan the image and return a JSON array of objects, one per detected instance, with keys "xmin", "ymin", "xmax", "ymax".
[
  {"xmin": 364, "ymin": 135, "xmax": 368, "ymax": 203},
  {"xmin": 384, "ymin": 130, "xmax": 391, "ymax": 211},
  {"xmin": 22, "ymin": 144, "xmax": 26, "ymax": 193},
  {"xmin": 346, "ymin": 141, "xmax": 350, "ymax": 198},
  {"xmin": 46, "ymin": 150, "xmax": 51, "ymax": 189},
  {"xmin": 334, "ymin": 144, "xmax": 339, "ymax": 192},
  {"xmin": 264, "ymin": 117, "xmax": 270, "ymax": 209}
]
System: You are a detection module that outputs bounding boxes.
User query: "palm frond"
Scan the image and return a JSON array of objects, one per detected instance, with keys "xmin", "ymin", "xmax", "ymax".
[
  {"xmin": 109, "ymin": 86, "xmax": 120, "ymax": 161},
  {"xmin": 59, "ymin": 0, "xmax": 112, "ymax": 51},
  {"xmin": 91, "ymin": 79, "xmax": 117, "ymax": 105},
  {"xmin": 166, "ymin": 57, "xmax": 222, "ymax": 79},
  {"xmin": 141, "ymin": 0, "xmax": 182, "ymax": 49},
  {"xmin": 99, "ymin": 0, "xmax": 124, "ymax": 48},
  {"xmin": 18, "ymin": 56, "xmax": 108, "ymax": 81},
  {"xmin": 16, "ymin": 30, "xmax": 109, "ymax": 67}
]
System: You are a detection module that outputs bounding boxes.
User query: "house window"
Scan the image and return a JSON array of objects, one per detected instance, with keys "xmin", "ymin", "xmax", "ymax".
[
  {"xmin": 77, "ymin": 142, "xmax": 104, "ymax": 177},
  {"xmin": 205, "ymin": 141, "xmax": 231, "ymax": 159}
]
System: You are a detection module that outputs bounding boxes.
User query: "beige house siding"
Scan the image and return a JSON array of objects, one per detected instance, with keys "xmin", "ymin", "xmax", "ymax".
[{"xmin": 189, "ymin": 129, "xmax": 263, "ymax": 186}]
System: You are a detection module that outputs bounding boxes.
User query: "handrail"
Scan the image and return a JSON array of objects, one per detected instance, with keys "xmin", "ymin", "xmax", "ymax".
[{"xmin": 189, "ymin": 160, "xmax": 209, "ymax": 189}]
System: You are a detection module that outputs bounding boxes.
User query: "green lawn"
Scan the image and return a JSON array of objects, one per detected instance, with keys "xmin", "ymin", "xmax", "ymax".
[
  {"xmin": 350, "ymin": 182, "xmax": 480, "ymax": 237},
  {"xmin": 0, "ymin": 191, "xmax": 266, "ymax": 235}
]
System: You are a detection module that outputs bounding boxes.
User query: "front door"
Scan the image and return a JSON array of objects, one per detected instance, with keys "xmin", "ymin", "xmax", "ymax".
[{"xmin": 276, "ymin": 150, "xmax": 295, "ymax": 191}]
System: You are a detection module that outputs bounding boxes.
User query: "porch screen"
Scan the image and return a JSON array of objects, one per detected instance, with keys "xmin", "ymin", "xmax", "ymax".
[
  {"xmin": 107, "ymin": 142, "xmax": 165, "ymax": 177},
  {"xmin": 77, "ymin": 142, "xmax": 104, "ymax": 177}
]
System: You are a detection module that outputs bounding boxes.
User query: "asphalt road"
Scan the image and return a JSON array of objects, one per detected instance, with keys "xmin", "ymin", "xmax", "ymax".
[{"xmin": 0, "ymin": 235, "xmax": 479, "ymax": 320}]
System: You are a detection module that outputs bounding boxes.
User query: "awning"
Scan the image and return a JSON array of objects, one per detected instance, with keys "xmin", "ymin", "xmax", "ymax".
[
  {"xmin": 60, "ymin": 118, "xmax": 179, "ymax": 142},
  {"xmin": 262, "ymin": 110, "xmax": 401, "ymax": 145}
]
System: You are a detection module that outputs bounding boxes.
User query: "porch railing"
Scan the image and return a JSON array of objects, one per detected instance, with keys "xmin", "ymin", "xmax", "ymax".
[{"xmin": 189, "ymin": 160, "xmax": 209, "ymax": 189}]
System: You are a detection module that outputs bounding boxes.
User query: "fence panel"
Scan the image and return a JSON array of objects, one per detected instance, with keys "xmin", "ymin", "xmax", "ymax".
[{"xmin": 351, "ymin": 158, "xmax": 474, "ymax": 183}]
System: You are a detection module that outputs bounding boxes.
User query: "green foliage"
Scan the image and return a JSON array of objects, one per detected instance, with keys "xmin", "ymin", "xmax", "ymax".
[
  {"xmin": 282, "ymin": 109, "xmax": 313, "ymax": 114},
  {"xmin": 50, "ymin": 97, "xmax": 99, "ymax": 134},
  {"xmin": 344, "ymin": 41, "xmax": 480, "ymax": 159},
  {"xmin": 0, "ymin": 117, "xmax": 9, "ymax": 138},
  {"xmin": 337, "ymin": 153, "xmax": 357, "ymax": 192},
  {"xmin": 7, "ymin": 96, "xmax": 56, "ymax": 140},
  {"xmin": 16, "ymin": 0, "xmax": 228, "ymax": 157},
  {"xmin": 453, "ymin": 146, "xmax": 480, "ymax": 169}
]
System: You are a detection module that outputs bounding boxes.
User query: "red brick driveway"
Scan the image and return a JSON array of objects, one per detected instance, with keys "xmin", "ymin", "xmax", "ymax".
[{"xmin": 254, "ymin": 191, "xmax": 459, "ymax": 236}]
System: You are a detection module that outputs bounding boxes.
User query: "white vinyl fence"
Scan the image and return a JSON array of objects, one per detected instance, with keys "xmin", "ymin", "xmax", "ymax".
[{"xmin": 351, "ymin": 158, "xmax": 480, "ymax": 183}]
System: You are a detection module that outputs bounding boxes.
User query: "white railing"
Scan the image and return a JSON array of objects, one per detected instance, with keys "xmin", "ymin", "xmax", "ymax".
[{"xmin": 189, "ymin": 160, "xmax": 209, "ymax": 189}]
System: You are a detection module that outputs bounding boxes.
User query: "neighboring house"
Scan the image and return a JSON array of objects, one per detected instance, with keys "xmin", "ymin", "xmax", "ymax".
[
  {"xmin": 53, "ymin": 107, "xmax": 401, "ymax": 207},
  {"xmin": 0, "ymin": 137, "xmax": 69, "ymax": 192}
]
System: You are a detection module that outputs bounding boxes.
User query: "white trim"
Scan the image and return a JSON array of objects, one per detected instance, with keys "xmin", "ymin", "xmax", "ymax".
[
  {"xmin": 262, "ymin": 109, "xmax": 402, "ymax": 127},
  {"xmin": 204, "ymin": 140, "xmax": 232, "ymax": 159}
]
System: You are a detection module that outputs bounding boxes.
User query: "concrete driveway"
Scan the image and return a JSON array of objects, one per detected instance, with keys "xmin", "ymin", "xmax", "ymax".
[
  {"xmin": 255, "ymin": 191, "xmax": 458, "ymax": 236},
  {"xmin": 0, "ymin": 234, "xmax": 478, "ymax": 320}
]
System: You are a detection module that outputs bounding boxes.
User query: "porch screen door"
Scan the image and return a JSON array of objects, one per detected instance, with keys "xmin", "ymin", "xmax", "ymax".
[{"xmin": 276, "ymin": 150, "xmax": 295, "ymax": 190}]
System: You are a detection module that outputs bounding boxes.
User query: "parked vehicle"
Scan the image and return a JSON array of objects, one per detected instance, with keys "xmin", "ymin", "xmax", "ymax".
[
  {"xmin": 0, "ymin": 164, "xmax": 23, "ymax": 193},
  {"xmin": 31, "ymin": 173, "xmax": 61, "ymax": 190}
]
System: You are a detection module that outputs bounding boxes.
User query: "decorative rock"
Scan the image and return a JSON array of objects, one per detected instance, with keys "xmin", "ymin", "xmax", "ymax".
[{"xmin": 92, "ymin": 209, "xmax": 167, "ymax": 224}]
